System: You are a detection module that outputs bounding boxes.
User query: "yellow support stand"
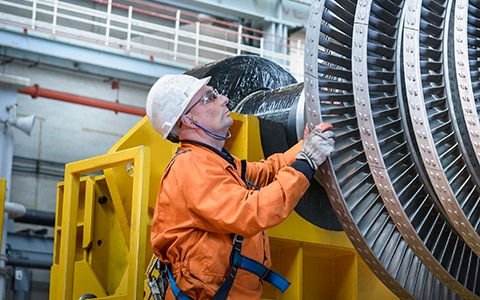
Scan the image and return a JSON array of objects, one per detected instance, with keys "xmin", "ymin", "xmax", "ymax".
[{"xmin": 50, "ymin": 146, "xmax": 151, "ymax": 300}]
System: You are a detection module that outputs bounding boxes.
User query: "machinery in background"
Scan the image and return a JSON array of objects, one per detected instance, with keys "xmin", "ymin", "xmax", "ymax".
[{"xmin": 300, "ymin": 0, "xmax": 480, "ymax": 298}]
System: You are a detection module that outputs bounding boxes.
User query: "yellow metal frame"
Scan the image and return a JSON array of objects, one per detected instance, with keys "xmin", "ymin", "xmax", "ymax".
[{"xmin": 50, "ymin": 146, "xmax": 150, "ymax": 300}]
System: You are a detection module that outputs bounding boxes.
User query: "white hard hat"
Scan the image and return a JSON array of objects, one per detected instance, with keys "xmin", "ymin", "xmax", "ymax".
[{"xmin": 146, "ymin": 74, "xmax": 211, "ymax": 141}]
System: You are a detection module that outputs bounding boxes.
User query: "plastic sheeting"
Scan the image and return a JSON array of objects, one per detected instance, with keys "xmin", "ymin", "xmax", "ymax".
[
  {"xmin": 185, "ymin": 55, "xmax": 297, "ymax": 110},
  {"xmin": 234, "ymin": 82, "xmax": 303, "ymax": 147}
]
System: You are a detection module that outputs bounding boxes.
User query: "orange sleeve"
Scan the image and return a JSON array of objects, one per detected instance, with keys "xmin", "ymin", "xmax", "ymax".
[{"xmin": 170, "ymin": 143, "xmax": 309, "ymax": 237}]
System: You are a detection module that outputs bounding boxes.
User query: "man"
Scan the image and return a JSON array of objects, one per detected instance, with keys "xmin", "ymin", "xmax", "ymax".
[{"xmin": 147, "ymin": 74, "xmax": 334, "ymax": 299}]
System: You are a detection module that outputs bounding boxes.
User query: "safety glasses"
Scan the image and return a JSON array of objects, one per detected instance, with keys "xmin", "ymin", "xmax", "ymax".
[{"xmin": 184, "ymin": 88, "xmax": 219, "ymax": 115}]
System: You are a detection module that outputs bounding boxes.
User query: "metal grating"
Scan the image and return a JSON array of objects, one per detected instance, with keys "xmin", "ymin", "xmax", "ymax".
[{"xmin": 305, "ymin": 0, "xmax": 480, "ymax": 298}]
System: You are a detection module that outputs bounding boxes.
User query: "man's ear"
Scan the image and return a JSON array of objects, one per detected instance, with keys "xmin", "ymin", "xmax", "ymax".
[{"xmin": 180, "ymin": 114, "xmax": 197, "ymax": 128}]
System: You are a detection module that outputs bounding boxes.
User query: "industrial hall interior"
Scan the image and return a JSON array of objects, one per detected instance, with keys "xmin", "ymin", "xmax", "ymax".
[{"xmin": 1, "ymin": 0, "xmax": 480, "ymax": 299}]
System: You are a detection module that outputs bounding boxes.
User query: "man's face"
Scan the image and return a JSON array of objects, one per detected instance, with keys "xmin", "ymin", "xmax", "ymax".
[{"xmin": 185, "ymin": 85, "xmax": 233, "ymax": 134}]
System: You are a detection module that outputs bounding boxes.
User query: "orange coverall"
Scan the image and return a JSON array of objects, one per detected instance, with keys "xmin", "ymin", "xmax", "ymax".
[{"xmin": 150, "ymin": 140, "xmax": 310, "ymax": 299}]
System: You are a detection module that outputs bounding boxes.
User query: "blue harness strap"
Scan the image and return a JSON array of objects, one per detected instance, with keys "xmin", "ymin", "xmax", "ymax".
[
  {"xmin": 167, "ymin": 234, "xmax": 290, "ymax": 300},
  {"xmin": 213, "ymin": 235, "xmax": 291, "ymax": 299},
  {"xmin": 212, "ymin": 235, "xmax": 243, "ymax": 300},
  {"xmin": 167, "ymin": 267, "xmax": 194, "ymax": 300},
  {"xmin": 231, "ymin": 251, "xmax": 291, "ymax": 292}
]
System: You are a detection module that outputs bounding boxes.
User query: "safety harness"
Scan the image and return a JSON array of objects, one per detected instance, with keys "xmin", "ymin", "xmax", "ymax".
[
  {"xmin": 150, "ymin": 141, "xmax": 291, "ymax": 299},
  {"xmin": 165, "ymin": 233, "xmax": 290, "ymax": 300}
]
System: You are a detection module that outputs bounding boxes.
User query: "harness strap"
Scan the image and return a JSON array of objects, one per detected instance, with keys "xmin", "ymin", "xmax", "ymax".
[
  {"xmin": 167, "ymin": 267, "xmax": 194, "ymax": 300},
  {"xmin": 167, "ymin": 234, "xmax": 290, "ymax": 300},
  {"xmin": 240, "ymin": 159, "xmax": 247, "ymax": 181},
  {"xmin": 214, "ymin": 235, "xmax": 290, "ymax": 298},
  {"xmin": 212, "ymin": 235, "xmax": 244, "ymax": 300},
  {"xmin": 231, "ymin": 251, "xmax": 290, "ymax": 292}
]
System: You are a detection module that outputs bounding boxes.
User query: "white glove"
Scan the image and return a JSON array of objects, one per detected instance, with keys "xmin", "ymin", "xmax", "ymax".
[{"xmin": 296, "ymin": 128, "xmax": 335, "ymax": 170}]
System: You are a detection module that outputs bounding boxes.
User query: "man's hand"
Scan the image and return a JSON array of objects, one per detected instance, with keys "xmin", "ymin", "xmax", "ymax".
[
  {"xmin": 297, "ymin": 123, "xmax": 335, "ymax": 170},
  {"xmin": 303, "ymin": 122, "xmax": 333, "ymax": 139}
]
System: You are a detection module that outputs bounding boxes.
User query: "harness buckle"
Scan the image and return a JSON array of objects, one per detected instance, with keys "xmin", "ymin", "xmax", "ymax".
[
  {"xmin": 147, "ymin": 258, "xmax": 169, "ymax": 300},
  {"xmin": 232, "ymin": 234, "xmax": 244, "ymax": 245}
]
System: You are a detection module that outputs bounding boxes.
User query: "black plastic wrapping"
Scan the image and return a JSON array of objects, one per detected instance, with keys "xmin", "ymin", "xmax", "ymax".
[{"xmin": 185, "ymin": 54, "xmax": 298, "ymax": 110}]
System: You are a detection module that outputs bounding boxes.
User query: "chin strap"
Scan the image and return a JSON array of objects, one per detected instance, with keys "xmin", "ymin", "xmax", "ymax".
[{"xmin": 192, "ymin": 120, "xmax": 231, "ymax": 140}]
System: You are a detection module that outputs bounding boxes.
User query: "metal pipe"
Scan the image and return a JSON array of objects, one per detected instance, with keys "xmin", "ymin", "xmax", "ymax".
[
  {"xmin": 19, "ymin": 84, "xmax": 146, "ymax": 116},
  {"xmin": 15, "ymin": 209, "xmax": 55, "ymax": 227},
  {"xmin": 4, "ymin": 202, "xmax": 26, "ymax": 219},
  {"xmin": 5, "ymin": 257, "xmax": 51, "ymax": 269},
  {"xmin": 4, "ymin": 202, "xmax": 54, "ymax": 226}
]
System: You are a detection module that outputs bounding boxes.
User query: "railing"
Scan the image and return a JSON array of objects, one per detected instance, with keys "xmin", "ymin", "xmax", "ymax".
[{"xmin": 0, "ymin": 0, "xmax": 305, "ymax": 80}]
